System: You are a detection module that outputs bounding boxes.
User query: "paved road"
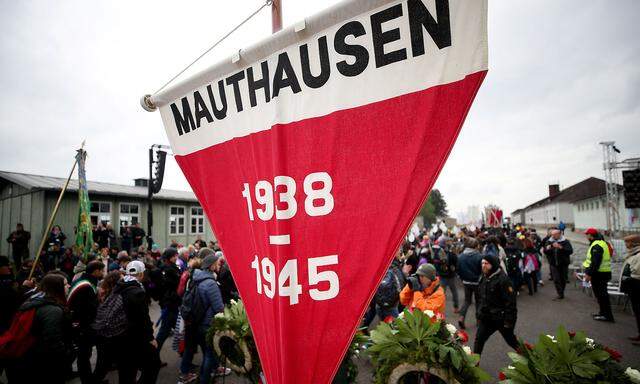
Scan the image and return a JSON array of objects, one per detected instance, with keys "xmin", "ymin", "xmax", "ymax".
[{"xmin": 78, "ymin": 244, "xmax": 638, "ymax": 383}]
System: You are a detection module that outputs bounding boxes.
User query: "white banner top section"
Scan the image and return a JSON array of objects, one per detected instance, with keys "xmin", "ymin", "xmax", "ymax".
[{"xmin": 149, "ymin": 0, "xmax": 488, "ymax": 156}]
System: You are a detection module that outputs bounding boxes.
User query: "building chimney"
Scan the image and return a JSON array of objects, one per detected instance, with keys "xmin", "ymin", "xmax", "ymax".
[
  {"xmin": 549, "ymin": 184, "xmax": 560, "ymax": 197},
  {"xmin": 134, "ymin": 178, "xmax": 149, "ymax": 187}
]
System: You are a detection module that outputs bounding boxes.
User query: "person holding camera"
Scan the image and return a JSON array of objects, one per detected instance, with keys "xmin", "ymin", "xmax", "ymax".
[{"xmin": 399, "ymin": 263, "xmax": 445, "ymax": 315}]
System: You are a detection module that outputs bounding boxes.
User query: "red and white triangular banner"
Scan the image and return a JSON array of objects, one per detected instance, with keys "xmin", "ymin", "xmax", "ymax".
[{"xmin": 151, "ymin": 0, "xmax": 487, "ymax": 382}]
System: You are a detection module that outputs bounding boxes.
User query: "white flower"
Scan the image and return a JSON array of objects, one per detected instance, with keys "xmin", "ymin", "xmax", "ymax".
[
  {"xmin": 546, "ymin": 335, "xmax": 557, "ymax": 343},
  {"xmin": 398, "ymin": 312, "xmax": 405, "ymax": 319},
  {"xmin": 507, "ymin": 366, "xmax": 515, "ymax": 370},
  {"xmin": 463, "ymin": 346, "xmax": 472, "ymax": 355},
  {"xmin": 214, "ymin": 313, "xmax": 225, "ymax": 319},
  {"xmin": 626, "ymin": 367, "xmax": 640, "ymax": 384},
  {"xmin": 230, "ymin": 299, "xmax": 238, "ymax": 306},
  {"xmin": 586, "ymin": 338, "xmax": 595, "ymax": 348},
  {"xmin": 445, "ymin": 323, "xmax": 457, "ymax": 335},
  {"xmin": 423, "ymin": 309, "xmax": 435, "ymax": 318}
]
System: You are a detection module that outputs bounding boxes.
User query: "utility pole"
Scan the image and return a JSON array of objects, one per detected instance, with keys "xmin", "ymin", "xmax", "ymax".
[{"xmin": 272, "ymin": 0, "xmax": 282, "ymax": 33}]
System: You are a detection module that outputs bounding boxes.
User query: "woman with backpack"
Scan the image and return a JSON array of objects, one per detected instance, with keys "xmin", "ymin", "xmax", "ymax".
[
  {"xmin": 5, "ymin": 273, "xmax": 71, "ymax": 384},
  {"xmin": 92, "ymin": 271, "xmax": 122, "ymax": 383},
  {"xmin": 522, "ymin": 239, "xmax": 540, "ymax": 296}
]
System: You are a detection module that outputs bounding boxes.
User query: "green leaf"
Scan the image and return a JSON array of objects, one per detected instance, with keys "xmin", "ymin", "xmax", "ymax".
[
  {"xmin": 572, "ymin": 362, "xmax": 602, "ymax": 378},
  {"xmin": 438, "ymin": 344, "xmax": 449, "ymax": 363},
  {"xmin": 472, "ymin": 366, "xmax": 493, "ymax": 382},
  {"xmin": 507, "ymin": 352, "xmax": 528, "ymax": 365},
  {"xmin": 450, "ymin": 350, "xmax": 461, "ymax": 370}
]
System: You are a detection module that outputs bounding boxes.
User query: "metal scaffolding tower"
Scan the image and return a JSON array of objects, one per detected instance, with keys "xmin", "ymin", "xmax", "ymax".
[
  {"xmin": 600, "ymin": 142, "xmax": 620, "ymax": 235},
  {"xmin": 599, "ymin": 141, "xmax": 640, "ymax": 236}
]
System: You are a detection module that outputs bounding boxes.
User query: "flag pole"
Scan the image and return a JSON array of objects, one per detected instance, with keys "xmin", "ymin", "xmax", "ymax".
[
  {"xmin": 271, "ymin": 0, "xmax": 282, "ymax": 33},
  {"xmin": 28, "ymin": 142, "xmax": 85, "ymax": 280}
]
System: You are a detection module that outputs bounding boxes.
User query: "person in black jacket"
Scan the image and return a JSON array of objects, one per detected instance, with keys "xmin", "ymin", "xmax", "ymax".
[
  {"xmin": 456, "ymin": 237, "xmax": 483, "ymax": 329},
  {"xmin": 6, "ymin": 223, "xmax": 30, "ymax": 273},
  {"xmin": 10, "ymin": 273, "xmax": 71, "ymax": 384},
  {"xmin": 0, "ymin": 256, "xmax": 19, "ymax": 334},
  {"xmin": 67, "ymin": 261, "xmax": 104, "ymax": 384},
  {"xmin": 473, "ymin": 254, "xmax": 518, "ymax": 355},
  {"xmin": 434, "ymin": 241, "xmax": 459, "ymax": 312},
  {"xmin": 215, "ymin": 252, "xmax": 239, "ymax": 305},
  {"xmin": 93, "ymin": 223, "xmax": 109, "ymax": 250},
  {"xmin": 131, "ymin": 223, "xmax": 146, "ymax": 249},
  {"xmin": 113, "ymin": 260, "xmax": 160, "ymax": 384},
  {"xmin": 543, "ymin": 229, "xmax": 573, "ymax": 300},
  {"xmin": 155, "ymin": 248, "xmax": 182, "ymax": 355}
]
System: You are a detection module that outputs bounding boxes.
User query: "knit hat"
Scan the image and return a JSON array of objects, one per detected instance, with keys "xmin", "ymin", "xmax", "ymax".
[
  {"xmin": 162, "ymin": 247, "xmax": 178, "ymax": 260},
  {"xmin": 198, "ymin": 247, "xmax": 215, "ymax": 259},
  {"xmin": 202, "ymin": 254, "xmax": 220, "ymax": 270},
  {"xmin": 482, "ymin": 254, "xmax": 500, "ymax": 272},
  {"xmin": 415, "ymin": 263, "xmax": 437, "ymax": 280}
]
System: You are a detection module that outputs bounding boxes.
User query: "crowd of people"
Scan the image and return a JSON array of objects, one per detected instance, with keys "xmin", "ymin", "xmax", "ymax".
[
  {"xmin": 1, "ymin": 220, "xmax": 639, "ymax": 384},
  {"xmin": 366, "ymin": 223, "xmax": 640, "ymax": 355},
  {"xmin": 1, "ymin": 222, "xmax": 236, "ymax": 384}
]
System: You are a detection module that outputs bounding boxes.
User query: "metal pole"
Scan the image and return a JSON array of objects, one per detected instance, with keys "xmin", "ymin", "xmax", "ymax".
[
  {"xmin": 29, "ymin": 149, "xmax": 80, "ymax": 280},
  {"xmin": 148, "ymin": 146, "xmax": 154, "ymax": 247},
  {"xmin": 272, "ymin": 0, "xmax": 282, "ymax": 33}
]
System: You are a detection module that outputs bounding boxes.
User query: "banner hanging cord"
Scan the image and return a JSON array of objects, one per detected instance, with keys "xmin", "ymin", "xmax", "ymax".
[{"xmin": 152, "ymin": 0, "xmax": 273, "ymax": 97}]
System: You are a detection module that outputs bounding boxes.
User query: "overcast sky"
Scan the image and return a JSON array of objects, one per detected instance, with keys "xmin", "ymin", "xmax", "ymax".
[{"xmin": 1, "ymin": 0, "xmax": 638, "ymax": 220}]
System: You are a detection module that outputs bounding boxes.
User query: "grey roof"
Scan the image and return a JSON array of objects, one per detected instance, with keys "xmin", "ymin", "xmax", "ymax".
[{"xmin": 0, "ymin": 170, "xmax": 198, "ymax": 202}]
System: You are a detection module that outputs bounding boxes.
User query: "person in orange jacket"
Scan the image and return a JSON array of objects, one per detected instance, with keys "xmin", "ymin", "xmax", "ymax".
[{"xmin": 400, "ymin": 263, "xmax": 446, "ymax": 315}]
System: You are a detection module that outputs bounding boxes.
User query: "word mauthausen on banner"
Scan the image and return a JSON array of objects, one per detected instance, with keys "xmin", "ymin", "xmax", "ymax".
[{"xmin": 169, "ymin": 0, "xmax": 452, "ymax": 136}]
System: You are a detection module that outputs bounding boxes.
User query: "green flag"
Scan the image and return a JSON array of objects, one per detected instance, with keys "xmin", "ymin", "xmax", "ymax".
[{"xmin": 75, "ymin": 149, "xmax": 93, "ymax": 258}]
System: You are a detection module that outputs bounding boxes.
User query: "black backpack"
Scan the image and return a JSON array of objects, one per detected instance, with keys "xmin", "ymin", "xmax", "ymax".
[
  {"xmin": 505, "ymin": 250, "xmax": 521, "ymax": 274},
  {"xmin": 374, "ymin": 269, "xmax": 401, "ymax": 309},
  {"xmin": 180, "ymin": 277, "xmax": 212, "ymax": 325},
  {"xmin": 146, "ymin": 266, "xmax": 166, "ymax": 302},
  {"xmin": 91, "ymin": 292, "xmax": 128, "ymax": 338}
]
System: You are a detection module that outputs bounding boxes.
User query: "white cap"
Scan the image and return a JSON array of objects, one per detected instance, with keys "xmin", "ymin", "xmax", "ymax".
[{"xmin": 126, "ymin": 260, "xmax": 145, "ymax": 275}]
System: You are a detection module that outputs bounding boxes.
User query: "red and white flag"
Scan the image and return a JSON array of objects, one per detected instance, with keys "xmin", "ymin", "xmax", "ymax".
[{"xmin": 150, "ymin": 0, "xmax": 487, "ymax": 383}]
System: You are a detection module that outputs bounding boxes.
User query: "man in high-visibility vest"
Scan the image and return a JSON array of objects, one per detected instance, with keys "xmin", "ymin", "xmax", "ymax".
[{"xmin": 583, "ymin": 228, "xmax": 614, "ymax": 322}]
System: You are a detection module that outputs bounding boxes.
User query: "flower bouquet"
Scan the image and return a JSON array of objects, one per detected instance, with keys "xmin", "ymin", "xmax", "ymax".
[
  {"xmin": 368, "ymin": 308, "xmax": 490, "ymax": 384},
  {"xmin": 498, "ymin": 326, "xmax": 634, "ymax": 384}
]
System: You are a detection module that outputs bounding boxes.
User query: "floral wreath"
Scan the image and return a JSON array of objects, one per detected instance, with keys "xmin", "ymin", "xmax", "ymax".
[
  {"xmin": 369, "ymin": 308, "xmax": 490, "ymax": 384},
  {"xmin": 212, "ymin": 329, "xmax": 253, "ymax": 373}
]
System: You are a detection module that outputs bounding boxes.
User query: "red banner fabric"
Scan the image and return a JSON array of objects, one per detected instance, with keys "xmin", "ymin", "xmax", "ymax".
[{"xmin": 155, "ymin": 1, "xmax": 488, "ymax": 382}]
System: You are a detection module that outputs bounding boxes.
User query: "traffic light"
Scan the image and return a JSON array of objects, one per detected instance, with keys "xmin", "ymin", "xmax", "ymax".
[{"xmin": 151, "ymin": 150, "xmax": 167, "ymax": 194}]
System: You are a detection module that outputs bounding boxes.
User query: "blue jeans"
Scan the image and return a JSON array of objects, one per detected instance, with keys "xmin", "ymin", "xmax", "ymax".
[
  {"xmin": 440, "ymin": 276, "xmax": 459, "ymax": 309},
  {"xmin": 155, "ymin": 306, "xmax": 179, "ymax": 352},
  {"xmin": 180, "ymin": 326, "xmax": 218, "ymax": 383}
]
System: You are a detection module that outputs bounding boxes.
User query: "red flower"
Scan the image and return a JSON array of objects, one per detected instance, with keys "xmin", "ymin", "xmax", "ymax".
[
  {"xmin": 435, "ymin": 312, "xmax": 445, "ymax": 321},
  {"xmin": 498, "ymin": 372, "xmax": 506, "ymax": 380},
  {"xmin": 604, "ymin": 346, "xmax": 622, "ymax": 362},
  {"xmin": 456, "ymin": 330, "xmax": 469, "ymax": 343},
  {"xmin": 524, "ymin": 342, "xmax": 534, "ymax": 350},
  {"xmin": 383, "ymin": 315, "xmax": 394, "ymax": 324},
  {"xmin": 568, "ymin": 331, "xmax": 576, "ymax": 337}
]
